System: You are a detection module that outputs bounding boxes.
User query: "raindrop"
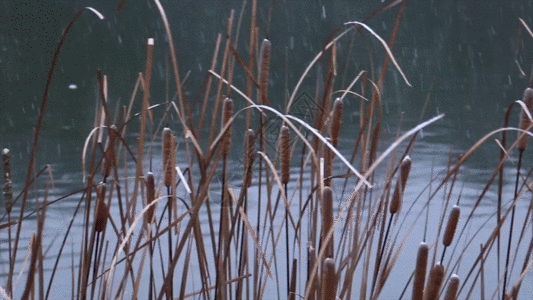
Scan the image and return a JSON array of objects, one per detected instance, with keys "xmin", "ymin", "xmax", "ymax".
[
  {"xmin": 322, "ymin": 5, "xmax": 326, "ymax": 20},
  {"xmin": 69, "ymin": 84, "xmax": 78, "ymax": 90}
]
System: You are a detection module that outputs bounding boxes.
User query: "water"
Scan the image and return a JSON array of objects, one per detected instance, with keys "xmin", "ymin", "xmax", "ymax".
[{"xmin": 2, "ymin": 0, "xmax": 533, "ymax": 299}]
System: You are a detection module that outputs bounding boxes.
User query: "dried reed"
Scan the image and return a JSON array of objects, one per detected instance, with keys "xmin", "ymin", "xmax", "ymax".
[
  {"xmin": 443, "ymin": 274, "xmax": 460, "ymax": 300},
  {"xmin": 424, "ymin": 263, "xmax": 445, "ymax": 300}
]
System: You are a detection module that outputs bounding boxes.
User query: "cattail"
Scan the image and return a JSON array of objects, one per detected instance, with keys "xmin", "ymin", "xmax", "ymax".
[
  {"xmin": 412, "ymin": 242, "xmax": 429, "ymax": 300},
  {"xmin": 94, "ymin": 183, "xmax": 108, "ymax": 233},
  {"xmin": 102, "ymin": 125, "xmax": 118, "ymax": 179},
  {"xmin": 330, "ymin": 98, "xmax": 343, "ymax": 148},
  {"xmin": 321, "ymin": 257, "xmax": 336, "ymax": 300},
  {"xmin": 243, "ymin": 129, "xmax": 255, "ymax": 187},
  {"xmin": 324, "ymin": 137, "xmax": 332, "ymax": 187},
  {"xmin": 390, "ymin": 156, "xmax": 412, "ymax": 214},
  {"xmin": 322, "ymin": 186, "xmax": 334, "ymax": 258},
  {"xmin": 221, "ymin": 97, "xmax": 233, "ymax": 156},
  {"xmin": 280, "ymin": 125, "xmax": 291, "ymax": 185},
  {"xmin": 162, "ymin": 127, "xmax": 176, "ymax": 187},
  {"xmin": 443, "ymin": 274, "xmax": 460, "ymax": 300},
  {"xmin": 308, "ymin": 245, "xmax": 318, "ymax": 299},
  {"xmin": 424, "ymin": 263, "xmax": 445, "ymax": 300},
  {"xmin": 3, "ymin": 148, "xmax": 13, "ymax": 214},
  {"xmin": 517, "ymin": 87, "xmax": 533, "ymax": 152},
  {"xmin": 145, "ymin": 172, "xmax": 155, "ymax": 224},
  {"xmin": 258, "ymin": 39, "xmax": 271, "ymax": 105},
  {"xmin": 443, "ymin": 205, "xmax": 461, "ymax": 247}
]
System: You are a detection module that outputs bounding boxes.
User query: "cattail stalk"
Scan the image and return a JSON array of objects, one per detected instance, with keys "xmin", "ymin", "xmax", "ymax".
[
  {"xmin": 243, "ymin": 129, "xmax": 255, "ymax": 188},
  {"xmin": 162, "ymin": 126, "xmax": 175, "ymax": 300},
  {"xmin": 441, "ymin": 205, "xmax": 460, "ymax": 262},
  {"xmin": 424, "ymin": 263, "xmax": 445, "ymax": 300},
  {"xmin": 3, "ymin": 148, "xmax": 13, "ymax": 297},
  {"xmin": 145, "ymin": 172, "xmax": 156, "ymax": 225},
  {"xmin": 504, "ymin": 87, "xmax": 533, "ymax": 299},
  {"xmin": 279, "ymin": 124, "xmax": 291, "ymax": 297},
  {"xmin": 443, "ymin": 274, "xmax": 460, "ymax": 300},
  {"xmin": 258, "ymin": 39, "xmax": 272, "ymax": 105},
  {"xmin": 216, "ymin": 97, "xmax": 233, "ymax": 300},
  {"xmin": 412, "ymin": 242, "xmax": 429, "ymax": 300}
]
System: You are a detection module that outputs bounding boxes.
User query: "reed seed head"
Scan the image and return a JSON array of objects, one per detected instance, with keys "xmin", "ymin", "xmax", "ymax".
[
  {"xmin": 3, "ymin": 148, "xmax": 13, "ymax": 214},
  {"xmin": 518, "ymin": 88, "xmax": 533, "ymax": 152},
  {"xmin": 258, "ymin": 39, "xmax": 272, "ymax": 105},
  {"xmin": 390, "ymin": 156, "xmax": 412, "ymax": 214},
  {"xmin": 280, "ymin": 125, "xmax": 291, "ymax": 185},
  {"xmin": 145, "ymin": 172, "xmax": 155, "ymax": 224},
  {"xmin": 321, "ymin": 257, "xmax": 336, "ymax": 300},
  {"xmin": 443, "ymin": 205, "xmax": 460, "ymax": 247},
  {"xmin": 162, "ymin": 127, "xmax": 176, "ymax": 187},
  {"xmin": 324, "ymin": 137, "xmax": 332, "ymax": 187},
  {"xmin": 94, "ymin": 183, "xmax": 108, "ymax": 233},
  {"xmin": 221, "ymin": 97, "xmax": 233, "ymax": 156},
  {"xmin": 322, "ymin": 186, "xmax": 334, "ymax": 258},
  {"xmin": 443, "ymin": 274, "xmax": 460, "ymax": 300},
  {"xmin": 412, "ymin": 242, "xmax": 429, "ymax": 300},
  {"xmin": 424, "ymin": 263, "xmax": 445, "ymax": 300},
  {"xmin": 330, "ymin": 98, "xmax": 343, "ymax": 148}
]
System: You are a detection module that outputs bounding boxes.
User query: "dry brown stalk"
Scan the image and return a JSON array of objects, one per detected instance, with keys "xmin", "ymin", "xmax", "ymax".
[
  {"xmin": 412, "ymin": 242, "xmax": 429, "ymax": 300},
  {"xmin": 517, "ymin": 87, "xmax": 533, "ymax": 151},
  {"xmin": 280, "ymin": 125, "xmax": 291, "ymax": 185},
  {"xmin": 424, "ymin": 263, "xmax": 445, "ymax": 300},
  {"xmin": 443, "ymin": 274, "xmax": 460, "ymax": 300},
  {"xmin": 390, "ymin": 156, "xmax": 412, "ymax": 214}
]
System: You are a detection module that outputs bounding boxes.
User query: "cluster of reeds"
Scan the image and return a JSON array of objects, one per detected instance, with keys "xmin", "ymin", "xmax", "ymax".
[{"xmin": 2, "ymin": 1, "xmax": 533, "ymax": 299}]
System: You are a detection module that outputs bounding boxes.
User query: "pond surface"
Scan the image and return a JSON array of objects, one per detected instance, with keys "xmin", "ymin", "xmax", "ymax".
[{"xmin": 1, "ymin": 0, "xmax": 533, "ymax": 299}]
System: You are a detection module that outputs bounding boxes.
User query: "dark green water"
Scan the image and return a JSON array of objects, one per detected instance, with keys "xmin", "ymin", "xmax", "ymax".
[{"xmin": 1, "ymin": 0, "xmax": 533, "ymax": 298}]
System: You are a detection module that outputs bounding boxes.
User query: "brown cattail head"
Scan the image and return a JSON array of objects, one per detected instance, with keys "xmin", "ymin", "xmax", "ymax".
[
  {"xmin": 103, "ymin": 124, "xmax": 118, "ymax": 179},
  {"xmin": 280, "ymin": 125, "xmax": 291, "ymax": 185},
  {"xmin": 321, "ymin": 257, "xmax": 336, "ymax": 300},
  {"xmin": 390, "ymin": 156, "xmax": 412, "ymax": 214},
  {"xmin": 94, "ymin": 183, "xmax": 108, "ymax": 233},
  {"xmin": 518, "ymin": 87, "xmax": 533, "ymax": 152},
  {"xmin": 258, "ymin": 39, "xmax": 272, "ymax": 105},
  {"xmin": 324, "ymin": 137, "xmax": 332, "ymax": 187},
  {"xmin": 424, "ymin": 263, "xmax": 445, "ymax": 300},
  {"xmin": 412, "ymin": 242, "xmax": 429, "ymax": 300},
  {"xmin": 443, "ymin": 274, "xmax": 460, "ymax": 300},
  {"xmin": 243, "ymin": 129, "xmax": 256, "ymax": 187},
  {"xmin": 443, "ymin": 205, "xmax": 461, "ymax": 247},
  {"xmin": 321, "ymin": 186, "xmax": 334, "ymax": 258},
  {"xmin": 145, "ymin": 172, "xmax": 156, "ymax": 224},
  {"xmin": 3, "ymin": 148, "xmax": 13, "ymax": 214},
  {"xmin": 221, "ymin": 97, "xmax": 234, "ymax": 156},
  {"xmin": 162, "ymin": 127, "xmax": 176, "ymax": 187},
  {"xmin": 330, "ymin": 98, "xmax": 344, "ymax": 148}
]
